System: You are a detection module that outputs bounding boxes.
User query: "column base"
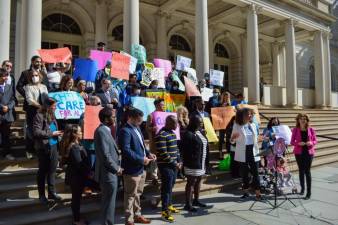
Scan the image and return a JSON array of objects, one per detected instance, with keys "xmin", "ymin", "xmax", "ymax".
[{"xmin": 286, "ymin": 104, "xmax": 301, "ymax": 109}]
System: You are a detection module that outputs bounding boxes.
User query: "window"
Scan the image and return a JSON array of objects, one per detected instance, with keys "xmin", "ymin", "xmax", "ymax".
[
  {"xmin": 41, "ymin": 42, "xmax": 58, "ymax": 49},
  {"xmin": 214, "ymin": 43, "xmax": 229, "ymax": 58},
  {"xmin": 42, "ymin": 13, "xmax": 81, "ymax": 35},
  {"xmin": 169, "ymin": 35, "xmax": 191, "ymax": 51},
  {"xmin": 63, "ymin": 44, "xmax": 79, "ymax": 59},
  {"xmin": 309, "ymin": 64, "xmax": 315, "ymax": 89},
  {"xmin": 111, "ymin": 25, "xmax": 143, "ymax": 44}
]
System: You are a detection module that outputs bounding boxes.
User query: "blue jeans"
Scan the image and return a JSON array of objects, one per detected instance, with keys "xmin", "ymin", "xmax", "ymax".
[{"xmin": 159, "ymin": 165, "xmax": 177, "ymax": 211}]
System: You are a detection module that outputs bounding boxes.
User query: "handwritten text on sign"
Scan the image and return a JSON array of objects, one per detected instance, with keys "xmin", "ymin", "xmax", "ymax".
[
  {"xmin": 152, "ymin": 111, "xmax": 180, "ymax": 140},
  {"xmin": 48, "ymin": 91, "xmax": 85, "ymax": 119}
]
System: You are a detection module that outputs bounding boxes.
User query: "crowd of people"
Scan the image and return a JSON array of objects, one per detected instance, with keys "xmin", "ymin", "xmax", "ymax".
[{"xmin": 0, "ymin": 45, "xmax": 317, "ymax": 224}]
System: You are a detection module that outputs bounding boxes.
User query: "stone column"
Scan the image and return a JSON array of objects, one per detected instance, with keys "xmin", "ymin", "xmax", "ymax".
[
  {"xmin": 285, "ymin": 20, "xmax": 298, "ymax": 107},
  {"xmin": 279, "ymin": 43, "xmax": 286, "ymax": 87},
  {"xmin": 15, "ymin": 0, "xmax": 27, "ymax": 78},
  {"xmin": 26, "ymin": 0, "xmax": 42, "ymax": 67},
  {"xmin": 0, "ymin": 0, "xmax": 11, "ymax": 62},
  {"xmin": 246, "ymin": 5, "xmax": 260, "ymax": 104},
  {"xmin": 195, "ymin": 0, "xmax": 209, "ymax": 79},
  {"xmin": 209, "ymin": 25, "xmax": 214, "ymax": 69},
  {"xmin": 156, "ymin": 11, "xmax": 168, "ymax": 59},
  {"xmin": 272, "ymin": 42, "xmax": 281, "ymax": 86},
  {"xmin": 314, "ymin": 31, "xmax": 326, "ymax": 108},
  {"xmin": 123, "ymin": 0, "xmax": 139, "ymax": 53},
  {"xmin": 95, "ymin": 0, "xmax": 108, "ymax": 46},
  {"xmin": 240, "ymin": 34, "xmax": 248, "ymax": 87},
  {"xmin": 324, "ymin": 32, "xmax": 332, "ymax": 107}
]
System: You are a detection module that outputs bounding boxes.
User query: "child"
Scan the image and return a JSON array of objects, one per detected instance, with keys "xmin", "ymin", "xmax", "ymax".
[{"xmin": 276, "ymin": 157, "xmax": 292, "ymax": 187}]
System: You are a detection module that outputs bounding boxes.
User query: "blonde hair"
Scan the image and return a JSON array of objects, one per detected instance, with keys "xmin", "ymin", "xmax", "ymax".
[
  {"xmin": 176, "ymin": 106, "xmax": 189, "ymax": 128},
  {"xmin": 295, "ymin": 113, "xmax": 310, "ymax": 129},
  {"xmin": 221, "ymin": 91, "xmax": 231, "ymax": 106}
]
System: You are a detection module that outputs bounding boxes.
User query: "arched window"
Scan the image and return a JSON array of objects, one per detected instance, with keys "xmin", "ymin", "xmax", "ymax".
[
  {"xmin": 42, "ymin": 13, "xmax": 81, "ymax": 35},
  {"xmin": 169, "ymin": 35, "xmax": 191, "ymax": 51},
  {"xmin": 111, "ymin": 25, "xmax": 143, "ymax": 44},
  {"xmin": 214, "ymin": 43, "xmax": 229, "ymax": 58}
]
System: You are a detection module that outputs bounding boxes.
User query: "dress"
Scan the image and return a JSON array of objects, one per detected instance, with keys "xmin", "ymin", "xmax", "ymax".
[{"xmin": 184, "ymin": 131, "xmax": 207, "ymax": 176}]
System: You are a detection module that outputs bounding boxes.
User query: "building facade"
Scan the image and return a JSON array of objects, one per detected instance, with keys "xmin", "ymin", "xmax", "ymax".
[{"xmin": 0, "ymin": 0, "xmax": 337, "ymax": 107}]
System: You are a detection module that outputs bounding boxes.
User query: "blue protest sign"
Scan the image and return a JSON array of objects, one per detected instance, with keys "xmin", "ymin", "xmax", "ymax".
[
  {"xmin": 73, "ymin": 58, "xmax": 98, "ymax": 82},
  {"xmin": 131, "ymin": 96, "xmax": 155, "ymax": 121},
  {"xmin": 48, "ymin": 91, "xmax": 86, "ymax": 119}
]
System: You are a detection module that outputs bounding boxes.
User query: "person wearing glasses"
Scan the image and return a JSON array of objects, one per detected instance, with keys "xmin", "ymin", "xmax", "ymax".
[{"xmin": 1, "ymin": 60, "xmax": 17, "ymax": 105}]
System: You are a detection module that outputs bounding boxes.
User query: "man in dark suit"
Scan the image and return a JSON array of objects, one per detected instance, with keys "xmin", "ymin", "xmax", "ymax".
[
  {"xmin": 95, "ymin": 78, "xmax": 120, "ymax": 108},
  {"xmin": 0, "ymin": 68, "xmax": 16, "ymax": 160},
  {"xmin": 94, "ymin": 106, "xmax": 122, "ymax": 225},
  {"xmin": 119, "ymin": 108, "xmax": 156, "ymax": 225},
  {"xmin": 189, "ymin": 97, "xmax": 210, "ymax": 119}
]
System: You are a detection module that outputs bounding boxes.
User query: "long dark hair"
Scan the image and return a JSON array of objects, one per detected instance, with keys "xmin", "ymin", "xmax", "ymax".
[
  {"xmin": 60, "ymin": 124, "xmax": 81, "ymax": 160},
  {"xmin": 235, "ymin": 108, "xmax": 250, "ymax": 126},
  {"xmin": 267, "ymin": 117, "xmax": 280, "ymax": 129},
  {"xmin": 39, "ymin": 98, "xmax": 56, "ymax": 123}
]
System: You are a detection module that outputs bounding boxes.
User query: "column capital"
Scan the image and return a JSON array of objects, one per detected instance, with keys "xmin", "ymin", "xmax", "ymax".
[
  {"xmin": 246, "ymin": 4, "xmax": 263, "ymax": 15},
  {"xmin": 284, "ymin": 19, "xmax": 298, "ymax": 27}
]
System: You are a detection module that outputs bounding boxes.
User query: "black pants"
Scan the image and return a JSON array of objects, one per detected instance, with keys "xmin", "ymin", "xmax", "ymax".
[
  {"xmin": 230, "ymin": 151, "xmax": 240, "ymax": 178},
  {"xmin": 159, "ymin": 165, "xmax": 177, "ymax": 211},
  {"xmin": 25, "ymin": 108, "xmax": 37, "ymax": 154},
  {"xmin": 295, "ymin": 153, "xmax": 313, "ymax": 194},
  {"xmin": 37, "ymin": 145, "xmax": 58, "ymax": 197},
  {"xmin": 240, "ymin": 145, "xmax": 260, "ymax": 190},
  {"xmin": 0, "ymin": 121, "xmax": 12, "ymax": 156},
  {"xmin": 218, "ymin": 129, "xmax": 226, "ymax": 153},
  {"xmin": 70, "ymin": 175, "xmax": 85, "ymax": 222}
]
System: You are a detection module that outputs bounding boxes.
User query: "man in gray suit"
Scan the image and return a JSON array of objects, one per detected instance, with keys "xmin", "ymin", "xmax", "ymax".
[{"xmin": 94, "ymin": 106, "xmax": 123, "ymax": 225}]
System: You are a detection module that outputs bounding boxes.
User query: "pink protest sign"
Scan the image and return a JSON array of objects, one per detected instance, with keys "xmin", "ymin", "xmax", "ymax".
[
  {"xmin": 152, "ymin": 111, "xmax": 180, "ymax": 140},
  {"xmin": 154, "ymin": 58, "xmax": 172, "ymax": 77},
  {"xmin": 89, "ymin": 50, "xmax": 112, "ymax": 70}
]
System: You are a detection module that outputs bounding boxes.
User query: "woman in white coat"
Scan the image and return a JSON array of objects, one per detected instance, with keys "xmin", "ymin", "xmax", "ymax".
[{"xmin": 230, "ymin": 108, "xmax": 262, "ymax": 200}]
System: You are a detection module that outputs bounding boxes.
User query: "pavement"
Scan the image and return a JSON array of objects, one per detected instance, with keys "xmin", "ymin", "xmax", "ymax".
[{"xmin": 91, "ymin": 163, "xmax": 338, "ymax": 225}]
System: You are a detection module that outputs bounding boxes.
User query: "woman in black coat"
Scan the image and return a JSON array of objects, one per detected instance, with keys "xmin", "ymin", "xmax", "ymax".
[{"xmin": 181, "ymin": 115, "xmax": 210, "ymax": 212}]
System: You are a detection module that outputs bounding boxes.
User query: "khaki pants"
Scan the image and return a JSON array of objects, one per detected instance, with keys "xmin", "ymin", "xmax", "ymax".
[{"xmin": 123, "ymin": 171, "xmax": 146, "ymax": 222}]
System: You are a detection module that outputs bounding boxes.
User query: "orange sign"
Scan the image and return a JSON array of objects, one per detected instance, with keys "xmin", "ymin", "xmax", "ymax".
[
  {"xmin": 237, "ymin": 104, "xmax": 261, "ymax": 124},
  {"xmin": 211, "ymin": 107, "xmax": 236, "ymax": 130},
  {"xmin": 184, "ymin": 76, "xmax": 201, "ymax": 97},
  {"xmin": 83, "ymin": 106, "xmax": 102, "ymax": 139},
  {"xmin": 111, "ymin": 52, "xmax": 131, "ymax": 80},
  {"xmin": 37, "ymin": 47, "xmax": 72, "ymax": 63}
]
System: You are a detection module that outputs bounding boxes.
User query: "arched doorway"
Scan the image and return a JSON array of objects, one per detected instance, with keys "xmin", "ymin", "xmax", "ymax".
[
  {"xmin": 168, "ymin": 34, "xmax": 192, "ymax": 64},
  {"xmin": 214, "ymin": 43, "xmax": 230, "ymax": 90}
]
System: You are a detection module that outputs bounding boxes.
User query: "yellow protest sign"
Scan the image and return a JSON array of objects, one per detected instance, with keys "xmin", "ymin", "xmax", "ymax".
[{"xmin": 203, "ymin": 117, "xmax": 219, "ymax": 143}]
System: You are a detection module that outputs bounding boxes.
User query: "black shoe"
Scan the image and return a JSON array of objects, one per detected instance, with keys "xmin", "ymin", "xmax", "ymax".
[
  {"xmin": 240, "ymin": 193, "xmax": 250, "ymax": 199},
  {"xmin": 184, "ymin": 205, "xmax": 198, "ymax": 212},
  {"xmin": 39, "ymin": 196, "xmax": 48, "ymax": 204},
  {"xmin": 304, "ymin": 193, "xmax": 311, "ymax": 200},
  {"xmin": 299, "ymin": 189, "xmax": 305, "ymax": 195},
  {"xmin": 192, "ymin": 200, "xmax": 207, "ymax": 207},
  {"xmin": 48, "ymin": 193, "xmax": 62, "ymax": 201}
]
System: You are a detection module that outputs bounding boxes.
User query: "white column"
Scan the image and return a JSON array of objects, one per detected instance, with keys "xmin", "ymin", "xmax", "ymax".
[
  {"xmin": 285, "ymin": 20, "xmax": 298, "ymax": 106},
  {"xmin": 314, "ymin": 31, "xmax": 326, "ymax": 108},
  {"xmin": 0, "ymin": 0, "xmax": 11, "ymax": 62},
  {"xmin": 272, "ymin": 42, "xmax": 281, "ymax": 86},
  {"xmin": 15, "ymin": 0, "xmax": 27, "ymax": 78},
  {"xmin": 279, "ymin": 43, "xmax": 286, "ymax": 87},
  {"xmin": 156, "ymin": 11, "xmax": 168, "ymax": 59},
  {"xmin": 209, "ymin": 25, "xmax": 214, "ymax": 69},
  {"xmin": 246, "ymin": 5, "xmax": 260, "ymax": 104},
  {"xmin": 324, "ymin": 32, "xmax": 332, "ymax": 107},
  {"xmin": 123, "ymin": 0, "xmax": 139, "ymax": 53},
  {"xmin": 195, "ymin": 0, "xmax": 209, "ymax": 79},
  {"xmin": 95, "ymin": 1, "xmax": 108, "ymax": 46},
  {"xmin": 26, "ymin": 0, "xmax": 42, "ymax": 67},
  {"xmin": 241, "ymin": 34, "xmax": 248, "ymax": 87}
]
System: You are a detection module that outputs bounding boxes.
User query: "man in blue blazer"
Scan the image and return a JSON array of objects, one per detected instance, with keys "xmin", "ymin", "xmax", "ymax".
[{"xmin": 119, "ymin": 108, "xmax": 156, "ymax": 225}]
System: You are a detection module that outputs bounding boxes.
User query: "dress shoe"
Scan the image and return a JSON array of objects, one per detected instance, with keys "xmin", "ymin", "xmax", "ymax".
[
  {"xmin": 183, "ymin": 204, "xmax": 198, "ymax": 212},
  {"xmin": 304, "ymin": 193, "xmax": 311, "ymax": 200},
  {"xmin": 134, "ymin": 215, "xmax": 151, "ymax": 224},
  {"xmin": 39, "ymin": 196, "xmax": 48, "ymax": 204},
  {"xmin": 48, "ymin": 193, "xmax": 62, "ymax": 201},
  {"xmin": 192, "ymin": 200, "xmax": 207, "ymax": 207}
]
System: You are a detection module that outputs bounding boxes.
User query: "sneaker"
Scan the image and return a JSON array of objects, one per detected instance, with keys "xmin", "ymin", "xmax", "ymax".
[
  {"xmin": 5, "ymin": 154, "xmax": 15, "ymax": 161},
  {"xmin": 48, "ymin": 193, "xmax": 62, "ymax": 201},
  {"xmin": 161, "ymin": 211, "xmax": 175, "ymax": 223},
  {"xmin": 168, "ymin": 205, "xmax": 180, "ymax": 213}
]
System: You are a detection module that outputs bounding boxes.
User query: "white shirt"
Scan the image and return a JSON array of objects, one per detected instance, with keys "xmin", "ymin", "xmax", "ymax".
[{"xmin": 243, "ymin": 124, "xmax": 254, "ymax": 145}]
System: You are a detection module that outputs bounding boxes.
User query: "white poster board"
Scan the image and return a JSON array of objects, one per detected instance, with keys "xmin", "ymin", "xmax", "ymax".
[
  {"xmin": 201, "ymin": 87, "xmax": 213, "ymax": 102},
  {"xmin": 176, "ymin": 55, "xmax": 192, "ymax": 71},
  {"xmin": 151, "ymin": 68, "xmax": 166, "ymax": 89},
  {"xmin": 185, "ymin": 67, "xmax": 198, "ymax": 85},
  {"xmin": 272, "ymin": 125, "xmax": 292, "ymax": 145},
  {"xmin": 210, "ymin": 69, "xmax": 224, "ymax": 87}
]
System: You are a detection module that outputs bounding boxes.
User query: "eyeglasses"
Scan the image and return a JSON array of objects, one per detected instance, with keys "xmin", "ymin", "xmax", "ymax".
[{"xmin": 5, "ymin": 64, "xmax": 12, "ymax": 68}]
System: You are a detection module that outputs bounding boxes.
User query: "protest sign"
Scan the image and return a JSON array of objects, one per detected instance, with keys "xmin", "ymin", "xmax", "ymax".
[
  {"xmin": 140, "ymin": 68, "xmax": 153, "ymax": 87},
  {"xmin": 203, "ymin": 117, "xmax": 219, "ymax": 142},
  {"xmin": 111, "ymin": 52, "xmax": 131, "ymax": 80},
  {"xmin": 176, "ymin": 55, "xmax": 191, "ymax": 71},
  {"xmin": 83, "ymin": 106, "xmax": 102, "ymax": 139},
  {"xmin": 210, "ymin": 69, "xmax": 224, "ymax": 87},
  {"xmin": 89, "ymin": 50, "xmax": 112, "ymax": 70},
  {"xmin": 151, "ymin": 68, "xmax": 165, "ymax": 89},
  {"xmin": 237, "ymin": 104, "xmax": 261, "ymax": 124},
  {"xmin": 48, "ymin": 91, "xmax": 85, "ymax": 119},
  {"xmin": 184, "ymin": 76, "xmax": 201, "ymax": 97},
  {"xmin": 185, "ymin": 68, "xmax": 198, "ymax": 85},
  {"xmin": 145, "ymin": 62, "xmax": 154, "ymax": 70},
  {"xmin": 152, "ymin": 111, "xmax": 180, "ymax": 140},
  {"xmin": 153, "ymin": 58, "xmax": 172, "ymax": 77},
  {"xmin": 73, "ymin": 58, "xmax": 98, "ymax": 82},
  {"xmin": 131, "ymin": 96, "xmax": 156, "ymax": 121},
  {"xmin": 164, "ymin": 93, "xmax": 186, "ymax": 112},
  {"xmin": 201, "ymin": 87, "xmax": 213, "ymax": 102},
  {"xmin": 272, "ymin": 125, "xmax": 292, "ymax": 145},
  {"xmin": 211, "ymin": 107, "xmax": 236, "ymax": 130},
  {"xmin": 120, "ymin": 51, "xmax": 138, "ymax": 74},
  {"xmin": 38, "ymin": 47, "xmax": 72, "ymax": 63},
  {"xmin": 171, "ymin": 73, "xmax": 185, "ymax": 92},
  {"xmin": 131, "ymin": 44, "xmax": 147, "ymax": 64}
]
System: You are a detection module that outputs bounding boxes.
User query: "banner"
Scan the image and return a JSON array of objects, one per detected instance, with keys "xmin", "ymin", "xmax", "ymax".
[
  {"xmin": 145, "ymin": 90, "xmax": 165, "ymax": 99},
  {"xmin": 184, "ymin": 76, "xmax": 201, "ymax": 97},
  {"xmin": 151, "ymin": 68, "xmax": 165, "ymax": 89},
  {"xmin": 38, "ymin": 47, "xmax": 72, "ymax": 63},
  {"xmin": 171, "ymin": 73, "xmax": 185, "ymax": 92},
  {"xmin": 185, "ymin": 68, "xmax": 198, "ymax": 85},
  {"xmin": 83, "ymin": 106, "xmax": 102, "ymax": 139},
  {"xmin": 176, "ymin": 55, "xmax": 191, "ymax": 71},
  {"xmin": 73, "ymin": 58, "xmax": 98, "ymax": 82},
  {"xmin": 210, "ymin": 69, "xmax": 224, "ymax": 87},
  {"xmin": 131, "ymin": 44, "xmax": 147, "ymax": 64},
  {"xmin": 89, "ymin": 50, "xmax": 112, "ymax": 70},
  {"xmin": 48, "ymin": 91, "xmax": 85, "ymax": 119},
  {"xmin": 152, "ymin": 111, "xmax": 180, "ymax": 140},
  {"xmin": 211, "ymin": 107, "xmax": 236, "ymax": 130},
  {"xmin": 145, "ymin": 91, "xmax": 185, "ymax": 112},
  {"xmin": 111, "ymin": 52, "xmax": 131, "ymax": 80},
  {"xmin": 140, "ymin": 68, "xmax": 153, "ymax": 87},
  {"xmin": 131, "ymin": 96, "xmax": 156, "ymax": 121},
  {"xmin": 237, "ymin": 104, "xmax": 261, "ymax": 124},
  {"xmin": 272, "ymin": 125, "xmax": 292, "ymax": 145},
  {"xmin": 145, "ymin": 62, "xmax": 154, "ymax": 70},
  {"xmin": 201, "ymin": 87, "xmax": 213, "ymax": 102},
  {"xmin": 203, "ymin": 117, "xmax": 219, "ymax": 142},
  {"xmin": 120, "ymin": 51, "xmax": 138, "ymax": 74},
  {"xmin": 153, "ymin": 58, "xmax": 172, "ymax": 77}
]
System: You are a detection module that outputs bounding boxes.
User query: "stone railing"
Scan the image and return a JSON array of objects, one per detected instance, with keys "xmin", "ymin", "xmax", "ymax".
[{"xmin": 297, "ymin": 0, "xmax": 317, "ymax": 7}]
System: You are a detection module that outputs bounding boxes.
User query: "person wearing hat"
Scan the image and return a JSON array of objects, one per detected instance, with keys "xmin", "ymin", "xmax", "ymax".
[
  {"xmin": 95, "ymin": 60, "xmax": 112, "ymax": 91},
  {"xmin": 32, "ymin": 97, "xmax": 63, "ymax": 204},
  {"xmin": 97, "ymin": 42, "xmax": 106, "ymax": 51}
]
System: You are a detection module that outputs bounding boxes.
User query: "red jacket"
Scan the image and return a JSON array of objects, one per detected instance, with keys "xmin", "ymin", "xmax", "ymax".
[{"xmin": 291, "ymin": 127, "xmax": 317, "ymax": 155}]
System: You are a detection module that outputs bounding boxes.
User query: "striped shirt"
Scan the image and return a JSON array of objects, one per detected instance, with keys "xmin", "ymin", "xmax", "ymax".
[
  {"xmin": 184, "ymin": 131, "xmax": 207, "ymax": 176},
  {"xmin": 155, "ymin": 129, "xmax": 180, "ymax": 165}
]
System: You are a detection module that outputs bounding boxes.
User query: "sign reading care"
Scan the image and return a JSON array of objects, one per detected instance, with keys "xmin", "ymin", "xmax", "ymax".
[{"xmin": 48, "ymin": 91, "xmax": 85, "ymax": 119}]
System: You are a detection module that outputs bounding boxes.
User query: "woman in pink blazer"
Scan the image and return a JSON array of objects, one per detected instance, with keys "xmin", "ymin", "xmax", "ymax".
[{"xmin": 290, "ymin": 113, "xmax": 317, "ymax": 200}]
